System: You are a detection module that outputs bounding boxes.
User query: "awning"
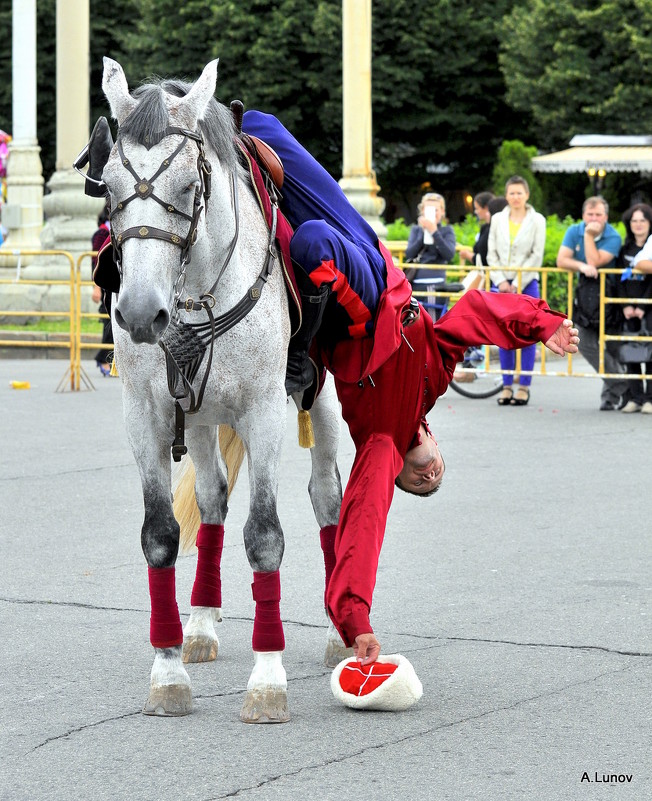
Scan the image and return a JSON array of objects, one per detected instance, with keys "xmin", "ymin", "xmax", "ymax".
[{"xmin": 531, "ymin": 146, "xmax": 652, "ymax": 173}]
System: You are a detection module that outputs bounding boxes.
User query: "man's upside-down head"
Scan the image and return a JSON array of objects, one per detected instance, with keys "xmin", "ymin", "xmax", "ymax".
[{"xmin": 395, "ymin": 422, "xmax": 445, "ymax": 497}]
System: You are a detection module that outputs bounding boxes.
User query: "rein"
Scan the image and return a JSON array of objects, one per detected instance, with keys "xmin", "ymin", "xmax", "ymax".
[{"xmin": 110, "ymin": 124, "xmax": 280, "ymax": 461}]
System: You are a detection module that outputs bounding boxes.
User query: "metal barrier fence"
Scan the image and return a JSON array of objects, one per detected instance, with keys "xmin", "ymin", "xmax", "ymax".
[
  {"xmin": 0, "ymin": 249, "xmax": 78, "ymax": 391},
  {"xmin": 1, "ymin": 246, "xmax": 650, "ymax": 389},
  {"xmin": 385, "ymin": 241, "xmax": 651, "ymax": 383},
  {"xmin": 75, "ymin": 252, "xmax": 114, "ymax": 391}
]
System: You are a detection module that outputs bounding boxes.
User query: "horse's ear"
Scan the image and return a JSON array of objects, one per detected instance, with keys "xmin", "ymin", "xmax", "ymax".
[
  {"xmin": 102, "ymin": 57, "xmax": 137, "ymax": 125},
  {"xmin": 176, "ymin": 59, "xmax": 219, "ymax": 126}
]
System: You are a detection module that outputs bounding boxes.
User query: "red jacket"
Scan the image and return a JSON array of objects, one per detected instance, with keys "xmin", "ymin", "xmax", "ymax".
[{"xmin": 324, "ymin": 251, "xmax": 565, "ymax": 646}]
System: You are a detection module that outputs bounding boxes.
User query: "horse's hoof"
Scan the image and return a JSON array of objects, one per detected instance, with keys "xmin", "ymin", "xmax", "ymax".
[
  {"xmin": 240, "ymin": 689, "xmax": 290, "ymax": 724},
  {"xmin": 182, "ymin": 634, "xmax": 218, "ymax": 663},
  {"xmin": 143, "ymin": 684, "xmax": 193, "ymax": 716},
  {"xmin": 324, "ymin": 641, "xmax": 354, "ymax": 668}
]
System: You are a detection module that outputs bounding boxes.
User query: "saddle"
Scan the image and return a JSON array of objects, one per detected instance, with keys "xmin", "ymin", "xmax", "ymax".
[
  {"xmin": 229, "ymin": 100, "xmax": 284, "ymax": 194},
  {"xmin": 242, "ymin": 134, "xmax": 284, "ymax": 192}
]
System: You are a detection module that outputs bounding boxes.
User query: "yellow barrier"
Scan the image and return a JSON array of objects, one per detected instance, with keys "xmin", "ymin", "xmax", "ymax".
[
  {"xmin": 390, "ymin": 257, "xmax": 649, "ymax": 383},
  {"xmin": 1, "ymin": 244, "xmax": 648, "ymax": 389},
  {"xmin": 75, "ymin": 252, "xmax": 114, "ymax": 391},
  {"xmin": 0, "ymin": 249, "xmax": 78, "ymax": 391}
]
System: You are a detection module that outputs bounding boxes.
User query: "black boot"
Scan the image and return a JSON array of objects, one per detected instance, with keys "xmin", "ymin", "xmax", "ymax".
[{"xmin": 286, "ymin": 282, "xmax": 330, "ymax": 406}]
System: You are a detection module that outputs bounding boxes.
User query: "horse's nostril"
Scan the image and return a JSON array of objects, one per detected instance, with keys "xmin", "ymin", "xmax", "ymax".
[
  {"xmin": 114, "ymin": 307, "xmax": 127, "ymax": 331},
  {"xmin": 152, "ymin": 308, "xmax": 170, "ymax": 335}
]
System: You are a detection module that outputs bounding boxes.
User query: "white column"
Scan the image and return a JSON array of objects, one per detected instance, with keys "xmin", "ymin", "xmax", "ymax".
[
  {"xmin": 339, "ymin": 0, "xmax": 386, "ymax": 236},
  {"xmin": 41, "ymin": 0, "xmax": 104, "ymax": 261},
  {"xmin": 0, "ymin": 0, "xmax": 44, "ymax": 255}
]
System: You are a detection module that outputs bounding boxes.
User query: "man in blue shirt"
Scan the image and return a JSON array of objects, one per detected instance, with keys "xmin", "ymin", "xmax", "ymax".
[{"xmin": 557, "ymin": 196, "xmax": 629, "ymax": 410}]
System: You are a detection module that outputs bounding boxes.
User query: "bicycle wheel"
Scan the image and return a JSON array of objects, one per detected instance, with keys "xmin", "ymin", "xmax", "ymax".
[
  {"xmin": 450, "ymin": 371, "xmax": 503, "ymax": 399},
  {"xmin": 449, "ymin": 346, "xmax": 503, "ymax": 399}
]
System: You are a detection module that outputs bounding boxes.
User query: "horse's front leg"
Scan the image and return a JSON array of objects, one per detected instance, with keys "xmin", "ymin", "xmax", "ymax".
[
  {"xmin": 182, "ymin": 425, "xmax": 228, "ymax": 664},
  {"xmin": 237, "ymin": 395, "xmax": 290, "ymax": 724},
  {"xmin": 125, "ymin": 399, "xmax": 192, "ymax": 717}
]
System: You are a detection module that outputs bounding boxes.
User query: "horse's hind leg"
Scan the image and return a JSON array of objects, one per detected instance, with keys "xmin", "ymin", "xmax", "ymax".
[
  {"xmin": 181, "ymin": 425, "xmax": 227, "ymax": 664},
  {"xmin": 125, "ymin": 403, "xmax": 192, "ymax": 716},
  {"xmin": 237, "ymin": 395, "xmax": 290, "ymax": 723},
  {"xmin": 300, "ymin": 379, "xmax": 353, "ymax": 667}
]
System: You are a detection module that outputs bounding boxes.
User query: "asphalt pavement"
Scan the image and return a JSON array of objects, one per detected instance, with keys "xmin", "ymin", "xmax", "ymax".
[{"xmin": 1, "ymin": 356, "xmax": 650, "ymax": 801}]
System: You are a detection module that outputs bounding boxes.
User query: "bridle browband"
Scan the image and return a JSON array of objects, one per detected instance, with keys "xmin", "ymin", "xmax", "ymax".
[
  {"xmin": 110, "ymin": 125, "xmax": 213, "ymax": 292},
  {"xmin": 108, "ymin": 121, "xmax": 280, "ymax": 460}
]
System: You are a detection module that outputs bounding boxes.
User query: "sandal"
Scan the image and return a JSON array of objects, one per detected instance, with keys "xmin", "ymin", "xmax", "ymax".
[
  {"xmin": 511, "ymin": 387, "xmax": 530, "ymax": 406},
  {"xmin": 497, "ymin": 387, "xmax": 513, "ymax": 406}
]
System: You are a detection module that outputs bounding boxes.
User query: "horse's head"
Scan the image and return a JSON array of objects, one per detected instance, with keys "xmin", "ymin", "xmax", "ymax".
[{"xmin": 100, "ymin": 58, "xmax": 219, "ymax": 344}]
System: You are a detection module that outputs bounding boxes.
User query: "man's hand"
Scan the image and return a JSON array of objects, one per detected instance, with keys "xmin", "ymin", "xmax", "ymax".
[
  {"xmin": 545, "ymin": 318, "xmax": 580, "ymax": 356},
  {"xmin": 585, "ymin": 221, "xmax": 603, "ymax": 238},
  {"xmin": 354, "ymin": 632, "xmax": 381, "ymax": 665},
  {"xmin": 92, "ymin": 285, "xmax": 102, "ymax": 304},
  {"xmin": 579, "ymin": 262, "xmax": 598, "ymax": 279}
]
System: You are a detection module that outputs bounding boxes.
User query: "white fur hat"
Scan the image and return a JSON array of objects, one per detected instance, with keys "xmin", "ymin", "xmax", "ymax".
[{"xmin": 330, "ymin": 653, "xmax": 423, "ymax": 711}]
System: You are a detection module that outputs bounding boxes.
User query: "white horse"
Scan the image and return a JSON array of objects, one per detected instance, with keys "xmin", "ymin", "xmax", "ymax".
[{"xmin": 97, "ymin": 57, "xmax": 348, "ymax": 722}]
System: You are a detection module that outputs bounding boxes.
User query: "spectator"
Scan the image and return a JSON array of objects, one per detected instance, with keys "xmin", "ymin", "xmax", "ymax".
[
  {"xmin": 617, "ymin": 203, "xmax": 652, "ymax": 413},
  {"xmin": 488, "ymin": 176, "xmax": 546, "ymax": 405},
  {"xmin": 556, "ymin": 196, "xmax": 629, "ymax": 410},
  {"xmin": 459, "ymin": 191, "xmax": 495, "ymax": 267},
  {"xmin": 91, "ymin": 206, "xmax": 113, "ymax": 375},
  {"xmin": 404, "ymin": 192, "xmax": 456, "ymax": 320}
]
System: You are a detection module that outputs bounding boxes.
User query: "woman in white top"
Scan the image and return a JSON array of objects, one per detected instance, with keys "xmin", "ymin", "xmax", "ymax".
[{"xmin": 488, "ymin": 176, "xmax": 546, "ymax": 405}]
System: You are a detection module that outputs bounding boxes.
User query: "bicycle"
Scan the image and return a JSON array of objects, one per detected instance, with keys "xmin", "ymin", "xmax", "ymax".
[{"xmin": 449, "ymin": 344, "xmax": 503, "ymax": 399}]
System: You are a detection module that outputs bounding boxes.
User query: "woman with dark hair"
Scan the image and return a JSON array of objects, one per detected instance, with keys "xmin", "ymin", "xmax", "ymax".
[
  {"xmin": 617, "ymin": 203, "xmax": 652, "ymax": 413},
  {"xmin": 458, "ymin": 191, "xmax": 504, "ymax": 267}
]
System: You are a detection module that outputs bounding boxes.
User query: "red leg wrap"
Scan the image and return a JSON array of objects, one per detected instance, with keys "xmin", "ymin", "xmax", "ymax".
[
  {"xmin": 320, "ymin": 525, "xmax": 337, "ymax": 604},
  {"xmin": 148, "ymin": 566, "xmax": 183, "ymax": 648},
  {"xmin": 190, "ymin": 523, "xmax": 224, "ymax": 608},
  {"xmin": 251, "ymin": 570, "xmax": 285, "ymax": 652}
]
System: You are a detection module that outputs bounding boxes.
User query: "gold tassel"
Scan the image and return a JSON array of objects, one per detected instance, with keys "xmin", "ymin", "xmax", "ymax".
[
  {"xmin": 109, "ymin": 354, "xmax": 118, "ymax": 377},
  {"xmin": 297, "ymin": 409, "xmax": 315, "ymax": 449}
]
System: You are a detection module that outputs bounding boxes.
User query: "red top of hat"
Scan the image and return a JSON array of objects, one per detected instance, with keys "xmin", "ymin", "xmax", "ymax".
[{"xmin": 339, "ymin": 661, "xmax": 398, "ymax": 697}]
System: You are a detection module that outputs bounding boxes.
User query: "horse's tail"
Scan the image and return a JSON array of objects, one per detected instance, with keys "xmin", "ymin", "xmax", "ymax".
[
  {"xmin": 218, "ymin": 424, "xmax": 247, "ymax": 495},
  {"xmin": 175, "ymin": 425, "xmax": 246, "ymax": 554}
]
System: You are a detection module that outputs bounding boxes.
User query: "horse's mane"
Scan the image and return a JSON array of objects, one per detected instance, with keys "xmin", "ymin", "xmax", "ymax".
[{"xmin": 119, "ymin": 77, "xmax": 244, "ymax": 177}]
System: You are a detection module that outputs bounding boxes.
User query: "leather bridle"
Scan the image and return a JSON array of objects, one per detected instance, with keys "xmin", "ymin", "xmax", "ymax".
[
  {"xmin": 107, "ymin": 124, "xmax": 280, "ymax": 460},
  {"xmin": 110, "ymin": 126, "xmax": 214, "ymax": 300}
]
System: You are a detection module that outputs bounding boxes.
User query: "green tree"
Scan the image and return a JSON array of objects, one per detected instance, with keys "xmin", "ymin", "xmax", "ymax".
[
  {"xmin": 1, "ymin": 0, "xmax": 532, "ymax": 205},
  {"xmin": 491, "ymin": 139, "xmax": 543, "ymax": 210},
  {"xmin": 372, "ymin": 0, "xmax": 530, "ymax": 200},
  {"xmin": 499, "ymin": 0, "xmax": 652, "ymax": 150},
  {"xmin": 118, "ymin": 0, "xmax": 529, "ymax": 206}
]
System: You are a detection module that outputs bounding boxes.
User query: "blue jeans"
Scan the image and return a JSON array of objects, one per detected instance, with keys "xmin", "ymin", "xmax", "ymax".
[{"xmin": 493, "ymin": 279, "xmax": 539, "ymax": 388}]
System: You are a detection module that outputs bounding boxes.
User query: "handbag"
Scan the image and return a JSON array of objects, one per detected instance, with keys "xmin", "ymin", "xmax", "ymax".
[
  {"xmin": 573, "ymin": 275, "xmax": 621, "ymax": 330},
  {"xmin": 619, "ymin": 323, "xmax": 652, "ymax": 364}
]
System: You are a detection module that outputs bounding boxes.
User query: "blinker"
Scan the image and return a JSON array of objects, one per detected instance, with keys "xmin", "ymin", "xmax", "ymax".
[{"xmin": 72, "ymin": 116, "xmax": 114, "ymax": 198}]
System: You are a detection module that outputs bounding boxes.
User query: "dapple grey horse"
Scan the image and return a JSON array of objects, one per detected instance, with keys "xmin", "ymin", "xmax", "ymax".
[{"xmin": 99, "ymin": 58, "xmax": 348, "ymax": 722}]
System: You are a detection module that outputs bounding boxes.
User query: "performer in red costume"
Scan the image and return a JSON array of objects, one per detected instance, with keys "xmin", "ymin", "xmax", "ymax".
[{"xmin": 242, "ymin": 112, "xmax": 579, "ymax": 664}]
